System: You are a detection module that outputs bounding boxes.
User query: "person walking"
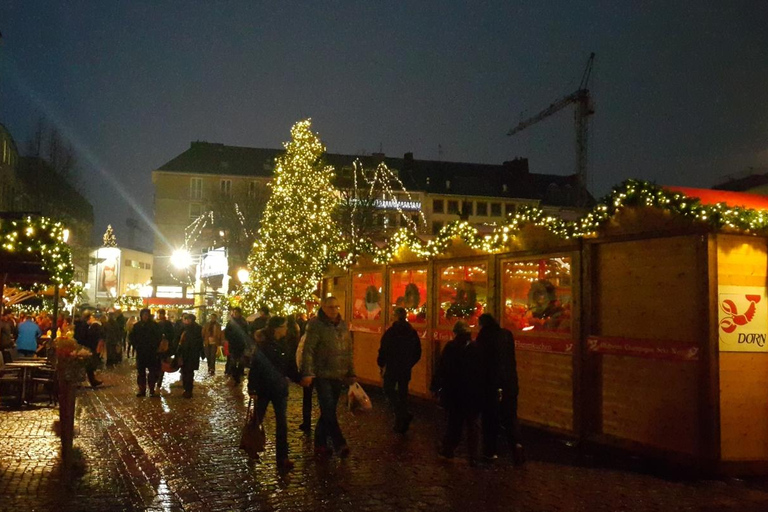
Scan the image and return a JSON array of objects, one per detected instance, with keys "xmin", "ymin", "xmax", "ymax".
[
  {"xmin": 16, "ymin": 315, "xmax": 41, "ymax": 357},
  {"xmin": 249, "ymin": 306, "xmax": 270, "ymax": 335},
  {"xmin": 129, "ymin": 308, "xmax": 162, "ymax": 397},
  {"xmin": 248, "ymin": 316, "xmax": 294, "ymax": 471},
  {"xmin": 124, "ymin": 315, "xmax": 137, "ymax": 358},
  {"xmin": 155, "ymin": 309, "xmax": 176, "ymax": 389},
  {"xmin": 431, "ymin": 320, "xmax": 483, "ymax": 465},
  {"xmin": 300, "ymin": 296, "xmax": 355, "ymax": 459},
  {"xmin": 104, "ymin": 311, "xmax": 123, "ymax": 367},
  {"xmin": 224, "ymin": 307, "xmax": 249, "ymax": 385},
  {"xmin": 377, "ymin": 306, "xmax": 422, "ymax": 434},
  {"xmin": 176, "ymin": 314, "xmax": 205, "ymax": 398},
  {"xmin": 83, "ymin": 312, "xmax": 105, "ymax": 388},
  {"xmin": 476, "ymin": 313, "xmax": 525, "ymax": 464},
  {"xmin": 202, "ymin": 313, "xmax": 223, "ymax": 376},
  {"xmin": 287, "ymin": 314, "xmax": 312, "ymax": 433}
]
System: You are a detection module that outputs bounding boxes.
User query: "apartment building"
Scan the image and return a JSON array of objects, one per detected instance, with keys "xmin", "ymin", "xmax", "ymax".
[{"xmin": 152, "ymin": 142, "xmax": 589, "ymax": 292}]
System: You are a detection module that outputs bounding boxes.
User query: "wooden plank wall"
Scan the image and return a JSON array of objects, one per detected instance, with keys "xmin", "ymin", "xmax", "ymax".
[
  {"xmin": 353, "ymin": 331, "xmax": 384, "ymax": 386},
  {"xmin": 518, "ymin": 351, "xmax": 573, "ymax": 431},
  {"xmin": 717, "ymin": 235, "xmax": 768, "ymax": 461},
  {"xmin": 595, "ymin": 236, "xmax": 701, "ymax": 454}
]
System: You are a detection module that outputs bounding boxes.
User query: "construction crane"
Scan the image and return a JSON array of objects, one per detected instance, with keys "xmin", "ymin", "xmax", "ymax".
[{"xmin": 508, "ymin": 52, "xmax": 595, "ymax": 207}]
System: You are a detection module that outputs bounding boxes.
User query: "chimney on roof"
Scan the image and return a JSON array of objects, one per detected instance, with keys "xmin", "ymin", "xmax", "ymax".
[
  {"xmin": 503, "ymin": 157, "xmax": 529, "ymax": 175},
  {"xmin": 403, "ymin": 152, "xmax": 414, "ymax": 171}
]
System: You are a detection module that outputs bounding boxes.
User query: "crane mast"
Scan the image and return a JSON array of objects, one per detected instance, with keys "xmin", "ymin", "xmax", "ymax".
[{"xmin": 508, "ymin": 53, "xmax": 595, "ymax": 207}]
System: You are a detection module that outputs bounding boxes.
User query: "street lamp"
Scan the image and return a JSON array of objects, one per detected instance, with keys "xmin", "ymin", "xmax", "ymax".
[
  {"xmin": 171, "ymin": 248, "xmax": 193, "ymax": 269},
  {"xmin": 237, "ymin": 268, "xmax": 250, "ymax": 284}
]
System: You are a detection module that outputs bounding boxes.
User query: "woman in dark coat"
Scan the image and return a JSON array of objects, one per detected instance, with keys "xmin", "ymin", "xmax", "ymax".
[
  {"xmin": 431, "ymin": 320, "xmax": 484, "ymax": 465},
  {"xmin": 249, "ymin": 316, "xmax": 293, "ymax": 471}
]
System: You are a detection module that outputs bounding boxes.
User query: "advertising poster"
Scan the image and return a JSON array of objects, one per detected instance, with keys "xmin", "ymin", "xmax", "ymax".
[
  {"xmin": 718, "ymin": 285, "xmax": 768, "ymax": 352},
  {"xmin": 96, "ymin": 247, "xmax": 121, "ymax": 298}
]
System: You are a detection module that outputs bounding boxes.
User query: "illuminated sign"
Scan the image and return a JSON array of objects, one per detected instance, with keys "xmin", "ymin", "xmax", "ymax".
[
  {"xmin": 201, "ymin": 248, "xmax": 228, "ymax": 278},
  {"xmin": 718, "ymin": 285, "xmax": 768, "ymax": 352},
  {"xmin": 374, "ymin": 200, "xmax": 421, "ymax": 211}
]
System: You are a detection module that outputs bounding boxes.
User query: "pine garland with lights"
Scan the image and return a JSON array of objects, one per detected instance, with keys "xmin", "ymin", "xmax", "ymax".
[
  {"xmin": 356, "ymin": 179, "xmax": 768, "ymax": 265},
  {"xmin": 0, "ymin": 216, "xmax": 74, "ymax": 287},
  {"xmin": 102, "ymin": 224, "xmax": 117, "ymax": 247},
  {"xmin": 243, "ymin": 119, "xmax": 342, "ymax": 314}
]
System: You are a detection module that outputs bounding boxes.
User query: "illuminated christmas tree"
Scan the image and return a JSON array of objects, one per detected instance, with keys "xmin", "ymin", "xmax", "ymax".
[
  {"xmin": 243, "ymin": 120, "xmax": 341, "ymax": 314},
  {"xmin": 102, "ymin": 224, "xmax": 117, "ymax": 247}
]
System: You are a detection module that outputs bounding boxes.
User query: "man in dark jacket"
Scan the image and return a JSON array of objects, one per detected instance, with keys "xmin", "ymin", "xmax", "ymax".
[
  {"xmin": 476, "ymin": 313, "xmax": 524, "ymax": 464},
  {"xmin": 177, "ymin": 314, "xmax": 205, "ymax": 398},
  {"xmin": 378, "ymin": 307, "xmax": 422, "ymax": 433},
  {"xmin": 432, "ymin": 320, "xmax": 483, "ymax": 465},
  {"xmin": 129, "ymin": 308, "xmax": 162, "ymax": 397},
  {"xmin": 224, "ymin": 307, "xmax": 249, "ymax": 385},
  {"xmin": 249, "ymin": 316, "xmax": 294, "ymax": 471}
]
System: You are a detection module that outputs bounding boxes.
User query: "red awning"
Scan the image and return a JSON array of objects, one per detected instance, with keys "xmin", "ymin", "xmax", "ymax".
[{"xmin": 664, "ymin": 186, "xmax": 768, "ymax": 211}]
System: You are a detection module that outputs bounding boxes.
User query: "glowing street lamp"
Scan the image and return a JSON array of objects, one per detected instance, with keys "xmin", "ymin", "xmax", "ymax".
[
  {"xmin": 237, "ymin": 268, "xmax": 250, "ymax": 283},
  {"xmin": 171, "ymin": 249, "xmax": 193, "ymax": 269}
]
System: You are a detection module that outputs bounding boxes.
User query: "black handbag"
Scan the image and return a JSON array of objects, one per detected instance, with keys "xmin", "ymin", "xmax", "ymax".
[{"xmin": 239, "ymin": 396, "xmax": 266, "ymax": 458}]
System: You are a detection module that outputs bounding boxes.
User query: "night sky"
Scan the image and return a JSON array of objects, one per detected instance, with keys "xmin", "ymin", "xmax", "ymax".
[{"xmin": 1, "ymin": 1, "xmax": 767, "ymax": 250}]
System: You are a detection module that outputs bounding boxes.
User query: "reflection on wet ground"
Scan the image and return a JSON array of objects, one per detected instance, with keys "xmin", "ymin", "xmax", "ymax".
[{"xmin": 2, "ymin": 360, "xmax": 768, "ymax": 511}]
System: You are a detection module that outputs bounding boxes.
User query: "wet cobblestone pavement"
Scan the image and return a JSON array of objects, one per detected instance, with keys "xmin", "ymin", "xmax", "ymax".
[{"xmin": 3, "ymin": 360, "xmax": 768, "ymax": 511}]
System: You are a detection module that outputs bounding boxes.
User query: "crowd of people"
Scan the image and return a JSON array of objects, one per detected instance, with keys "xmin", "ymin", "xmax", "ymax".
[{"xmin": 0, "ymin": 298, "xmax": 524, "ymax": 472}]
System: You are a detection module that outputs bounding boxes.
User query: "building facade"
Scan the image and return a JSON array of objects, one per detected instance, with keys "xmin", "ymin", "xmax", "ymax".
[{"xmin": 152, "ymin": 142, "xmax": 590, "ymax": 293}]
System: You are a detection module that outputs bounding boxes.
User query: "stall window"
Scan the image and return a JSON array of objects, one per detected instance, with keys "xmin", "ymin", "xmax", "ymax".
[
  {"xmin": 351, "ymin": 272, "xmax": 384, "ymax": 321},
  {"xmin": 438, "ymin": 264, "xmax": 487, "ymax": 327},
  {"xmin": 501, "ymin": 256, "xmax": 572, "ymax": 334},
  {"xmin": 390, "ymin": 267, "xmax": 428, "ymax": 324}
]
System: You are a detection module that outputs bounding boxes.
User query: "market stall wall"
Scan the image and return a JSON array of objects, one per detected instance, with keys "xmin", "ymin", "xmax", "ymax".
[
  {"xmin": 499, "ymin": 254, "xmax": 576, "ymax": 432},
  {"xmin": 717, "ymin": 235, "xmax": 768, "ymax": 462},
  {"xmin": 593, "ymin": 235, "xmax": 702, "ymax": 455}
]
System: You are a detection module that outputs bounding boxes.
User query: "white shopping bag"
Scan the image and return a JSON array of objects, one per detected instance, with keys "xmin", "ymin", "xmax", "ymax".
[{"xmin": 347, "ymin": 382, "xmax": 373, "ymax": 412}]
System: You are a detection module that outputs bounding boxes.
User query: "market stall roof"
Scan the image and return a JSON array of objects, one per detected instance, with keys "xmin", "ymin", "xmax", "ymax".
[
  {"xmin": 0, "ymin": 253, "xmax": 51, "ymax": 286},
  {"xmin": 664, "ymin": 186, "xmax": 768, "ymax": 211}
]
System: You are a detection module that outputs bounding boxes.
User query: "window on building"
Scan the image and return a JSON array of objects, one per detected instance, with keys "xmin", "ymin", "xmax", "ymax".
[
  {"xmin": 462, "ymin": 201, "xmax": 473, "ymax": 216},
  {"xmin": 490, "ymin": 202, "xmax": 502, "ymax": 216},
  {"xmin": 248, "ymin": 181, "xmax": 259, "ymax": 198},
  {"xmin": 220, "ymin": 179, "xmax": 232, "ymax": 197},
  {"xmin": 190, "ymin": 202, "xmax": 203, "ymax": 220},
  {"xmin": 190, "ymin": 178, "xmax": 203, "ymax": 200},
  {"xmin": 447, "ymin": 200, "xmax": 459, "ymax": 214},
  {"xmin": 432, "ymin": 221, "xmax": 443, "ymax": 235},
  {"xmin": 433, "ymin": 199, "xmax": 444, "ymax": 213},
  {"xmin": 506, "ymin": 203, "xmax": 516, "ymax": 216},
  {"xmin": 476, "ymin": 201, "xmax": 488, "ymax": 216},
  {"xmin": 411, "ymin": 214, "xmax": 420, "ymax": 226}
]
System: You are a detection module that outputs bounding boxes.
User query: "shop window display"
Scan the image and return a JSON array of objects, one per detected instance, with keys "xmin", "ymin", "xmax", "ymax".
[
  {"xmin": 352, "ymin": 272, "xmax": 384, "ymax": 321},
  {"xmin": 389, "ymin": 268, "xmax": 428, "ymax": 324},
  {"xmin": 501, "ymin": 257, "xmax": 572, "ymax": 334},
  {"xmin": 438, "ymin": 264, "xmax": 487, "ymax": 327}
]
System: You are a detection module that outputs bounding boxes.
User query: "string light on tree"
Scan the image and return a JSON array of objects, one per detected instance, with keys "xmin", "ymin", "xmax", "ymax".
[
  {"xmin": 102, "ymin": 224, "xmax": 117, "ymax": 247},
  {"xmin": 243, "ymin": 119, "xmax": 342, "ymax": 315}
]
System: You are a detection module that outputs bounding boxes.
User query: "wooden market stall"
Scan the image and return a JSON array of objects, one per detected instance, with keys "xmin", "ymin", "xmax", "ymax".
[{"xmin": 332, "ymin": 181, "xmax": 768, "ymax": 474}]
